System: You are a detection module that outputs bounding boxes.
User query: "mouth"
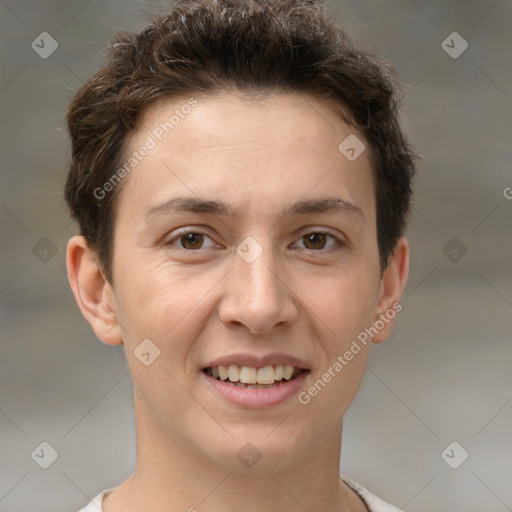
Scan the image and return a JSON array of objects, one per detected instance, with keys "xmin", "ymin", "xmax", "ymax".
[{"xmin": 203, "ymin": 364, "xmax": 307, "ymax": 389}]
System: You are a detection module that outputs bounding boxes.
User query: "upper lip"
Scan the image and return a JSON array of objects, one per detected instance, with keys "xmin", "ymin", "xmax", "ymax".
[{"xmin": 203, "ymin": 353, "xmax": 310, "ymax": 370}]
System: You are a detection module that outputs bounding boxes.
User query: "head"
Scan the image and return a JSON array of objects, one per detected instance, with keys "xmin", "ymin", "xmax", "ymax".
[{"xmin": 65, "ymin": 0, "xmax": 416, "ymax": 475}]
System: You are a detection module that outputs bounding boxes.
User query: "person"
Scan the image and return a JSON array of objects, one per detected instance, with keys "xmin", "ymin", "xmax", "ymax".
[{"xmin": 64, "ymin": 0, "xmax": 418, "ymax": 510}]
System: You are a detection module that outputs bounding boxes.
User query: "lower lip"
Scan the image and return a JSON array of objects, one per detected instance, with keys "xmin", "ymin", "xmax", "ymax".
[{"xmin": 201, "ymin": 370, "xmax": 309, "ymax": 408}]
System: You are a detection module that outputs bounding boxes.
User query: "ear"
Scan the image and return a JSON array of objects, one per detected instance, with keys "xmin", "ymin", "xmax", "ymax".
[
  {"xmin": 371, "ymin": 236, "xmax": 409, "ymax": 344},
  {"xmin": 66, "ymin": 235, "xmax": 123, "ymax": 345}
]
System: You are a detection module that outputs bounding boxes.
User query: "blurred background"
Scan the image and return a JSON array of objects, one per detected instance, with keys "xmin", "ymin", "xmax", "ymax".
[{"xmin": 0, "ymin": 1, "xmax": 511, "ymax": 511}]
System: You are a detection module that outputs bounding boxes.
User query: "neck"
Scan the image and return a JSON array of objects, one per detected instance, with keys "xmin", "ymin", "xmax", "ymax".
[{"xmin": 103, "ymin": 392, "xmax": 368, "ymax": 512}]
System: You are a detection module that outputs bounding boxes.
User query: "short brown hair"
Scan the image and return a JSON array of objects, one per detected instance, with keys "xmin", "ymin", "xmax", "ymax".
[{"xmin": 64, "ymin": 0, "xmax": 418, "ymax": 283}]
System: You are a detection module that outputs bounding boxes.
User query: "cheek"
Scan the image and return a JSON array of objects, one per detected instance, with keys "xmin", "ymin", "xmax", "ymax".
[
  {"xmin": 299, "ymin": 268, "xmax": 380, "ymax": 346},
  {"xmin": 115, "ymin": 267, "xmax": 207, "ymax": 414},
  {"xmin": 298, "ymin": 277, "xmax": 374, "ymax": 424},
  {"xmin": 116, "ymin": 255, "xmax": 196, "ymax": 322},
  {"xmin": 304, "ymin": 348, "xmax": 370, "ymax": 407}
]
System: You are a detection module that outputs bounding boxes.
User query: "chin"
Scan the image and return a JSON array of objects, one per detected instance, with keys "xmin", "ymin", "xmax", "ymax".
[{"xmin": 198, "ymin": 428, "xmax": 312, "ymax": 475}]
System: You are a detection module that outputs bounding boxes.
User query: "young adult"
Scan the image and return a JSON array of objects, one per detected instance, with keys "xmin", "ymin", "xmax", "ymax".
[{"xmin": 65, "ymin": 1, "xmax": 417, "ymax": 510}]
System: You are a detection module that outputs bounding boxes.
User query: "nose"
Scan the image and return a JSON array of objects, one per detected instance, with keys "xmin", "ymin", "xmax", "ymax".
[{"xmin": 218, "ymin": 244, "xmax": 299, "ymax": 334}]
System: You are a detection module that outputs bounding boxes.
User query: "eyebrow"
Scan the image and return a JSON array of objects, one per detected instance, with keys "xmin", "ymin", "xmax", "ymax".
[{"xmin": 143, "ymin": 196, "xmax": 364, "ymax": 222}]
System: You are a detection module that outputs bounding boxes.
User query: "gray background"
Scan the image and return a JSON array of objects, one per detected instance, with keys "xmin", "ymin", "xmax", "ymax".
[{"xmin": 0, "ymin": 0, "xmax": 511, "ymax": 511}]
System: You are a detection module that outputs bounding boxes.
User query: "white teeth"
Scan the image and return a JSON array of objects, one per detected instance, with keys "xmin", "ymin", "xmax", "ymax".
[
  {"xmin": 239, "ymin": 366, "xmax": 257, "ymax": 384},
  {"xmin": 219, "ymin": 365, "xmax": 228, "ymax": 381},
  {"xmin": 283, "ymin": 365, "xmax": 294, "ymax": 380},
  {"xmin": 257, "ymin": 366, "xmax": 275, "ymax": 385},
  {"xmin": 227, "ymin": 364, "xmax": 239, "ymax": 382},
  {"xmin": 208, "ymin": 364, "xmax": 300, "ymax": 385}
]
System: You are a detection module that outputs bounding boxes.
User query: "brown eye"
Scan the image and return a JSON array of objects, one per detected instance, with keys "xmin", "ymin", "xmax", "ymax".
[
  {"xmin": 166, "ymin": 229, "xmax": 220, "ymax": 252},
  {"xmin": 302, "ymin": 233, "xmax": 328, "ymax": 250},
  {"xmin": 292, "ymin": 231, "xmax": 342, "ymax": 253},
  {"xmin": 179, "ymin": 232, "xmax": 204, "ymax": 250}
]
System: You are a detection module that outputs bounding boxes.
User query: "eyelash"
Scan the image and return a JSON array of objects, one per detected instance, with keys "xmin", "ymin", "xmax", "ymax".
[{"xmin": 165, "ymin": 229, "xmax": 345, "ymax": 254}]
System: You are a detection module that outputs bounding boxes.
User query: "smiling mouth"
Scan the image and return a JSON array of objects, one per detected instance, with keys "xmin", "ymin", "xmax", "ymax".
[{"xmin": 203, "ymin": 364, "xmax": 307, "ymax": 389}]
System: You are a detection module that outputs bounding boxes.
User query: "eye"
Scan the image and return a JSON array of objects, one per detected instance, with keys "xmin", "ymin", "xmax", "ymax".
[
  {"xmin": 165, "ymin": 229, "xmax": 345, "ymax": 253},
  {"xmin": 292, "ymin": 231, "xmax": 343, "ymax": 252},
  {"xmin": 167, "ymin": 230, "xmax": 219, "ymax": 251}
]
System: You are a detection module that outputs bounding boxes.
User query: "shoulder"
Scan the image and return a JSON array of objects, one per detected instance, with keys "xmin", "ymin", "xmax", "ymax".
[
  {"xmin": 76, "ymin": 488, "xmax": 115, "ymax": 512},
  {"xmin": 341, "ymin": 476, "xmax": 404, "ymax": 512},
  {"xmin": 81, "ymin": 480, "xmax": 401, "ymax": 512}
]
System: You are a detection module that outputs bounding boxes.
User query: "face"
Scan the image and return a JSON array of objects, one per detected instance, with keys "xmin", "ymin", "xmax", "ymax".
[{"xmin": 70, "ymin": 92, "xmax": 408, "ymax": 475}]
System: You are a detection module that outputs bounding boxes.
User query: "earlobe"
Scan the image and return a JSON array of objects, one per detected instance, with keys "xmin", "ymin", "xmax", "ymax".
[
  {"xmin": 371, "ymin": 237, "xmax": 409, "ymax": 344},
  {"xmin": 66, "ymin": 235, "xmax": 123, "ymax": 346}
]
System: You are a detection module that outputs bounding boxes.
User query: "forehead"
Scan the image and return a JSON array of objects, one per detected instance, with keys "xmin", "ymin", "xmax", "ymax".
[
  {"xmin": 136, "ymin": 91, "xmax": 363, "ymax": 155},
  {"xmin": 118, "ymin": 92, "xmax": 375, "ymax": 222}
]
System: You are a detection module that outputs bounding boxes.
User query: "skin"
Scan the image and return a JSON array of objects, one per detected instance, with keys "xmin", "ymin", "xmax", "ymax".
[{"xmin": 67, "ymin": 92, "xmax": 409, "ymax": 512}]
